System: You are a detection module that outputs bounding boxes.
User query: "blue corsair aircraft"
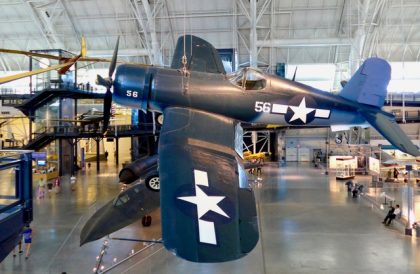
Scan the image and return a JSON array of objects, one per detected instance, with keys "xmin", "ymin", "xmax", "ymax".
[{"xmin": 81, "ymin": 35, "xmax": 420, "ymax": 263}]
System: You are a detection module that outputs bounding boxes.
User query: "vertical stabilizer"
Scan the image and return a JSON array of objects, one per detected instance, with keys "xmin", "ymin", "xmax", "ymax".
[
  {"xmin": 171, "ymin": 35, "xmax": 225, "ymax": 74},
  {"xmin": 339, "ymin": 58, "xmax": 391, "ymax": 107}
]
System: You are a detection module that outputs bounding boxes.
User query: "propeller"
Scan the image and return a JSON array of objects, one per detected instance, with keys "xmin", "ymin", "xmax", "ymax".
[
  {"xmin": 291, "ymin": 66, "xmax": 298, "ymax": 81},
  {"xmin": 97, "ymin": 37, "xmax": 119, "ymax": 133}
]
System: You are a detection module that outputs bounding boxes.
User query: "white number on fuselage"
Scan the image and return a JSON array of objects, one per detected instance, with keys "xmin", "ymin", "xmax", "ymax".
[
  {"xmin": 255, "ymin": 101, "xmax": 271, "ymax": 113},
  {"xmin": 126, "ymin": 90, "xmax": 138, "ymax": 98}
]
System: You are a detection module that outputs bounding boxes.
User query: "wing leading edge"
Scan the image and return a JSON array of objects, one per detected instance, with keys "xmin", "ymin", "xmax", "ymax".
[
  {"xmin": 0, "ymin": 62, "xmax": 78, "ymax": 85},
  {"xmin": 159, "ymin": 107, "xmax": 258, "ymax": 263}
]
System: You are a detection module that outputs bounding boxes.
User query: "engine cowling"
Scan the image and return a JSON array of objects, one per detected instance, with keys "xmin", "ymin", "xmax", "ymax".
[{"xmin": 113, "ymin": 64, "xmax": 152, "ymax": 112}]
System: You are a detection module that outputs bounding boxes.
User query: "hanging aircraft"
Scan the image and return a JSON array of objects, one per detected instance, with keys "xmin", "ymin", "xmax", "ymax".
[
  {"xmin": 0, "ymin": 37, "xmax": 111, "ymax": 85},
  {"xmin": 81, "ymin": 35, "xmax": 420, "ymax": 263},
  {"xmin": 47, "ymin": 108, "xmax": 106, "ymax": 126},
  {"xmin": 117, "ymin": 151, "xmax": 268, "ymax": 192},
  {"xmin": 243, "ymin": 151, "xmax": 270, "ymax": 161}
]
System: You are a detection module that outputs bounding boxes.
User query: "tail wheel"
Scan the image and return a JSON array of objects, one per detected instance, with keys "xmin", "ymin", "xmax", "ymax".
[
  {"xmin": 142, "ymin": 215, "xmax": 152, "ymax": 227},
  {"xmin": 156, "ymin": 114, "xmax": 164, "ymax": 125},
  {"xmin": 145, "ymin": 176, "xmax": 160, "ymax": 191}
]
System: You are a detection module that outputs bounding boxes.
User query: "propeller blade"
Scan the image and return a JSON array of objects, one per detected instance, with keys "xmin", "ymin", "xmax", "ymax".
[
  {"xmin": 102, "ymin": 88, "xmax": 112, "ymax": 133},
  {"xmin": 100, "ymin": 37, "xmax": 120, "ymax": 133},
  {"xmin": 109, "ymin": 36, "xmax": 120, "ymax": 78},
  {"xmin": 292, "ymin": 66, "xmax": 298, "ymax": 81},
  {"xmin": 96, "ymin": 74, "xmax": 110, "ymax": 87}
]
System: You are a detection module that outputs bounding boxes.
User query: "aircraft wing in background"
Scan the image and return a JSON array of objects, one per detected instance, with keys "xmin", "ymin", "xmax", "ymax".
[
  {"xmin": 0, "ymin": 48, "xmax": 111, "ymax": 63},
  {"xmin": 0, "ymin": 61, "xmax": 79, "ymax": 85},
  {"xmin": 0, "ymin": 37, "xmax": 92, "ymax": 84}
]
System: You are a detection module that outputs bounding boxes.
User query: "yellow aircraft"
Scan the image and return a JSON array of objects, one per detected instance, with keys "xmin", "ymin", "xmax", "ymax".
[
  {"xmin": 0, "ymin": 36, "xmax": 111, "ymax": 85},
  {"xmin": 243, "ymin": 150, "xmax": 271, "ymax": 161}
]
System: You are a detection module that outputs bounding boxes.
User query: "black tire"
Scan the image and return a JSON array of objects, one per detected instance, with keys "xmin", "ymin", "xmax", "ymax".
[
  {"xmin": 145, "ymin": 175, "xmax": 160, "ymax": 191},
  {"xmin": 142, "ymin": 215, "xmax": 152, "ymax": 227}
]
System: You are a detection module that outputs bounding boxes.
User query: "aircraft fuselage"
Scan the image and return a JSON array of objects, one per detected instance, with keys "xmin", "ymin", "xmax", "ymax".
[{"xmin": 113, "ymin": 64, "xmax": 385, "ymax": 128}]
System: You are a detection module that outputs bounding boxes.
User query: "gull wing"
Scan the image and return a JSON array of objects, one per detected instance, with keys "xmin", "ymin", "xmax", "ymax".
[{"xmin": 159, "ymin": 107, "xmax": 258, "ymax": 263}]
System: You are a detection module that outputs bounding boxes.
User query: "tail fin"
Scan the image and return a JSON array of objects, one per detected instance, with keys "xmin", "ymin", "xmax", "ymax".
[
  {"xmin": 340, "ymin": 58, "xmax": 391, "ymax": 108},
  {"xmin": 57, "ymin": 36, "xmax": 86, "ymax": 75},
  {"xmin": 171, "ymin": 35, "xmax": 225, "ymax": 74},
  {"xmin": 343, "ymin": 58, "xmax": 419, "ymax": 156}
]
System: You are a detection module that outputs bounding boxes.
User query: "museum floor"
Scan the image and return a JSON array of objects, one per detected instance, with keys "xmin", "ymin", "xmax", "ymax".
[{"xmin": 1, "ymin": 162, "xmax": 419, "ymax": 274}]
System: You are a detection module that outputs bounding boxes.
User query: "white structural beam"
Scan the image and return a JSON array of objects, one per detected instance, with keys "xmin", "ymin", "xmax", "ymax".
[
  {"xmin": 60, "ymin": 0, "xmax": 81, "ymax": 41},
  {"xmin": 141, "ymin": 0, "xmax": 163, "ymax": 65},
  {"xmin": 25, "ymin": 0, "xmax": 66, "ymax": 49},
  {"xmin": 162, "ymin": 0, "xmax": 176, "ymax": 50},
  {"xmin": 349, "ymin": 0, "xmax": 371, "ymax": 73},
  {"xmin": 86, "ymin": 49, "xmax": 149, "ymax": 57},
  {"xmin": 0, "ymin": 57, "xmax": 10, "ymax": 72},
  {"xmin": 21, "ymin": 0, "xmax": 54, "ymax": 48},
  {"xmin": 257, "ymin": 38, "xmax": 352, "ymax": 48},
  {"xmin": 237, "ymin": 0, "xmax": 272, "ymax": 68},
  {"xmin": 249, "ymin": 0, "xmax": 257, "ymax": 67},
  {"xmin": 129, "ymin": 0, "xmax": 153, "ymax": 62}
]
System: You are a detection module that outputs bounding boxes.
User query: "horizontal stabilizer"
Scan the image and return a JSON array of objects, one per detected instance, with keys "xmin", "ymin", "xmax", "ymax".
[
  {"xmin": 340, "ymin": 58, "xmax": 391, "ymax": 107},
  {"xmin": 363, "ymin": 111, "xmax": 420, "ymax": 156}
]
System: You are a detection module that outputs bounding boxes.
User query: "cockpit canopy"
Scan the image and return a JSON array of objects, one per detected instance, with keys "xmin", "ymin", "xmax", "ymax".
[
  {"xmin": 113, "ymin": 184, "xmax": 143, "ymax": 207},
  {"xmin": 229, "ymin": 68, "xmax": 267, "ymax": 90}
]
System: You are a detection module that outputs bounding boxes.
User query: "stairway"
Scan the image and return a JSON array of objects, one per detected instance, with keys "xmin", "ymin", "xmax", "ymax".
[{"xmin": 24, "ymin": 132, "xmax": 55, "ymax": 150}]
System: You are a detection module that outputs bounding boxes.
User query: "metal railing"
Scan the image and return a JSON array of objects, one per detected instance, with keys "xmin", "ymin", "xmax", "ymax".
[
  {"xmin": 33, "ymin": 82, "xmax": 105, "ymax": 94},
  {"xmin": 100, "ymin": 239, "xmax": 164, "ymax": 274},
  {"xmin": 29, "ymin": 123, "xmax": 158, "ymax": 144},
  {"xmin": 0, "ymin": 88, "xmax": 26, "ymax": 95},
  {"xmin": 32, "ymin": 123, "xmax": 157, "ymax": 136},
  {"xmin": 386, "ymin": 93, "xmax": 420, "ymax": 104},
  {"xmin": 393, "ymin": 110, "xmax": 420, "ymax": 123},
  {"xmin": 365, "ymin": 182, "xmax": 420, "ymax": 222}
]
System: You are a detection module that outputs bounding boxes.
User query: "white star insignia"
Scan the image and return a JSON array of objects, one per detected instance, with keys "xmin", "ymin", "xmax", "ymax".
[
  {"xmin": 178, "ymin": 185, "xmax": 229, "ymax": 219},
  {"xmin": 289, "ymin": 97, "xmax": 315, "ymax": 123}
]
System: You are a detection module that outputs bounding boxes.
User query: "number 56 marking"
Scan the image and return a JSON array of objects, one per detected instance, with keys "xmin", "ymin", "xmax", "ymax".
[
  {"xmin": 255, "ymin": 101, "xmax": 271, "ymax": 113},
  {"xmin": 126, "ymin": 90, "xmax": 138, "ymax": 98}
]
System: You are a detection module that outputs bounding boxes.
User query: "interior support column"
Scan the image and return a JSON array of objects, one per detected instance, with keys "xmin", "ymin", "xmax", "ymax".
[
  {"xmin": 96, "ymin": 138, "xmax": 100, "ymax": 172},
  {"xmin": 115, "ymin": 138, "xmax": 119, "ymax": 166},
  {"xmin": 74, "ymin": 138, "xmax": 78, "ymax": 174},
  {"xmin": 249, "ymin": 0, "xmax": 257, "ymax": 68}
]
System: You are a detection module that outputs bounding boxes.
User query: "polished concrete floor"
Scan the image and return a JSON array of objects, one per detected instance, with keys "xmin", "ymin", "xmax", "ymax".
[{"xmin": 1, "ymin": 162, "xmax": 420, "ymax": 274}]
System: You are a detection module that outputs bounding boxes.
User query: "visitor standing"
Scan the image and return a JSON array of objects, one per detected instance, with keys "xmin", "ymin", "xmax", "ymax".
[
  {"xmin": 38, "ymin": 178, "xmax": 46, "ymax": 199},
  {"xmin": 70, "ymin": 175, "xmax": 76, "ymax": 191},
  {"xmin": 22, "ymin": 225, "xmax": 32, "ymax": 259},
  {"xmin": 54, "ymin": 177, "xmax": 61, "ymax": 194}
]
